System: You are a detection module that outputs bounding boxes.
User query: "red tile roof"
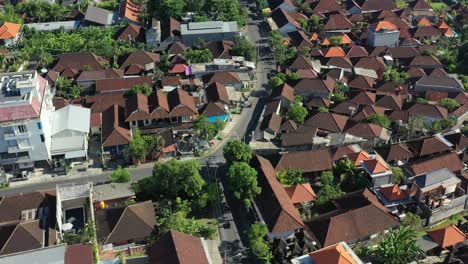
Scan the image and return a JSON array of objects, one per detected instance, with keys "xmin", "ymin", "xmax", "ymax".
[
  {"xmin": 285, "ymin": 183, "xmax": 317, "ymax": 204},
  {"xmin": 0, "ymin": 22, "xmax": 20, "ymax": 39},
  {"xmin": 120, "ymin": 0, "xmax": 141, "ymax": 22},
  {"xmin": 362, "ymin": 158, "xmax": 389, "ymax": 174},
  {"xmin": 428, "ymin": 225, "xmax": 466, "ymax": 248},
  {"xmin": 309, "ymin": 243, "xmax": 357, "ymax": 264},
  {"xmin": 380, "ymin": 184, "xmax": 410, "ymax": 202},
  {"xmin": 276, "ymin": 148, "xmax": 333, "ymax": 173},
  {"xmin": 254, "ymin": 155, "xmax": 305, "ymax": 234},
  {"xmin": 409, "ymin": 152, "xmax": 463, "ymax": 176}
]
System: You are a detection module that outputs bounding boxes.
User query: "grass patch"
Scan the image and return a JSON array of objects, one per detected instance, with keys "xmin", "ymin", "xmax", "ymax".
[
  {"xmin": 198, "ymin": 218, "xmax": 219, "ymax": 239},
  {"xmin": 426, "ymin": 212, "xmax": 466, "ymax": 232},
  {"xmin": 430, "ymin": 2, "xmax": 447, "ymax": 9}
]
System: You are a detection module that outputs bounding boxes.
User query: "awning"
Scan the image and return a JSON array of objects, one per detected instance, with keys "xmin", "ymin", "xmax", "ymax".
[{"xmin": 65, "ymin": 150, "xmax": 87, "ymax": 159}]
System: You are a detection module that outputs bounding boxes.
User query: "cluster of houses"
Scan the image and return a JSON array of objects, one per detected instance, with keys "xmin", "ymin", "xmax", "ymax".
[
  {"xmin": 0, "ymin": 0, "xmax": 259, "ymax": 176},
  {"xmin": 0, "ymin": 182, "xmax": 219, "ymax": 263},
  {"xmin": 246, "ymin": 0, "xmax": 468, "ymax": 263}
]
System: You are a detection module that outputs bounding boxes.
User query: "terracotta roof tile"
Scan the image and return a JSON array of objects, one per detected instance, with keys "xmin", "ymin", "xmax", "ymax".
[
  {"xmin": 375, "ymin": 143, "xmax": 414, "ymax": 162},
  {"xmin": 380, "ymin": 184, "xmax": 410, "ymax": 202},
  {"xmin": 285, "ymin": 183, "xmax": 317, "ymax": 204},
  {"xmin": 362, "ymin": 158, "xmax": 389, "ymax": 174},
  {"xmin": 408, "ymin": 136, "xmax": 451, "ymax": 157},
  {"xmin": 409, "ymin": 152, "xmax": 463, "ymax": 175},
  {"xmin": 0, "ymin": 22, "xmax": 20, "ymax": 39},
  {"xmin": 346, "ymin": 123, "xmax": 385, "ymax": 140},
  {"xmin": 276, "ymin": 148, "xmax": 333, "ymax": 173},
  {"xmin": 253, "ymin": 155, "xmax": 305, "ymax": 234},
  {"xmin": 375, "ymin": 94, "xmax": 403, "ymax": 110},
  {"xmin": 302, "ymin": 112, "xmax": 348, "ymax": 133},
  {"xmin": 349, "ymin": 91, "xmax": 376, "ymax": 105},
  {"xmin": 428, "ymin": 225, "xmax": 466, "ymax": 248},
  {"xmin": 408, "ymin": 103, "xmax": 448, "ymax": 119},
  {"xmin": 371, "ymin": 21, "xmax": 398, "ymax": 31},
  {"xmin": 309, "ymin": 242, "xmax": 357, "ymax": 264}
]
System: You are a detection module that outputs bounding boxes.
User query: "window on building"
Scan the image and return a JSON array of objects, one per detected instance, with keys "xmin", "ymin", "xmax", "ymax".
[
  {"xmin": 18, "ymin": 125, "xmax": 27, "ymax": 133},
  {"xmin": 181, "ymin": 116, "xmax": 190, "ymax": 122},
  {"xmin": 3, "ymin": 126, "xmax": 14, "ymax": 134},
  {"xmin": 40, "ymin": 135, "xmax": 45, "ymax": 142},
  {"xmin": 144, "ymin": 119, "xmax": 151, "ymax": 126},
  {"xmin": 37, "ymin": 122, "xmax": 42, "ymax": 130},
  {"xmin": 170, "ymin": 116, "xmax": 179, "ymax": 123},
  {"xmin": 132, "ymin": 121, "xmax": 138, "ymax": 127}
]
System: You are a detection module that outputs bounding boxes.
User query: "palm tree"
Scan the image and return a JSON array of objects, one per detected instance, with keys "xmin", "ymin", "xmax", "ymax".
[
  {"xmin": 372, "ymin": 226, "xmax": 424, "ymax": 264},
  {"xmin": 334, "ymin": 159, "xmax": 366, "ymax": 192}
]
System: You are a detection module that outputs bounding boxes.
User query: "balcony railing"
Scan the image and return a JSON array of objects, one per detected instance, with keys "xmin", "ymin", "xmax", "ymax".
[
  {"xmin": 8, "ymin": 145, "xmax": 32, "ymax": 153},
  {"xmin": 3, "ymin": 131, "xmax": 30, "ymax": 140}
]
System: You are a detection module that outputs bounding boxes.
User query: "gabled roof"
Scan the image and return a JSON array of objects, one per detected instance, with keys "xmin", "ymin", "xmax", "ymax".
[
  {"xmin": 200, "ymin": 102, "xmax": 227, "ymax": 117},
  {"xmin": 101, "ymin": 104, "xmax": 131, "ymax": 147},
  {"xmin": 0, "ymin": 220, "xmax": 44, "ymax": 255},
  {"xmin": 347, "ymin": 150, "xmax": 370, "ymax": 166},
  {"xmin": 52, "ymin": 52, "xmax": 107, "ymax": 73},
  {"xmin": 408, "ymin": 136, "xmax": 451, "ymax": 157},
  {"xmin": 76, "ymin": 69, "xmax": 124, "ymax": 82},
  {"xmin": 167, "ymin": 41, "xmax": 186, "ymax": 55},
  {"xmin": 348, "ymin": 75, "xmax": 374, "ymax": 90},
  {"xmin": 416, "ymin": 16, "xmax": 432, "ymax": 26},
  {"xmin": 375, "ymin": 143, "xmax": 414, "ymax": 162},
  {"xmin": 349, "ymin": 91, "xmax": 376, "ymax": 105},
  {"xmin": 408, "ymin": 152, "xmax": 463, "ymax": 175},
  {"xmin": 370, "ymin": 21, "xmax": 397, "ymax": 31},
  {"xmin": 290, "ymin": 55, "xmax": 313, "ymax": 70},
  {"xmin": 324, "ymin": 13, "xmax": 353, "ymax": 31},
  {"xmin": 271, "ymin": 82, "xmax": 295, "ymax": 102},
  {"xmin": 407, "ymin": 66, "xmax": 427, "ymax": 78},
  {"xmin": 362, "ymin": 158, "xmax": 389, "ymax": 174},
  {"xmin": 346, "ymin": 123, "xmax": 385, "ymax": 140},
  {"xmin": 360, "ymin": 0, "xmax": 396, "ymax": 12},
  {"xmin": 148, "ymin": 230, "xmax": 209, "ymax": 264},
  {"xmin": 167, "ymin": 88, "xmax": 197, "ymax": 116},
  {"xmin": 412, "ymin": 0, "xmax": 432, "ymax": 10},
  {"xmin": 206, "ymin": 40, "xmax": 234, "ymax": 59},
  {"xmin": 288, "ymin": 30, "xmax": 313, "ymax": 50},
  {"xmin": 377, "ymin": 9, "xmax": 397, "ymax": 19},
  {"xmin": 309, "ymin": 201, "xmax": 399, "ymax": 247},
  {"xmin": 96, "ymin": 201, "xmax": 155, "ymax": 244},
  {"xmin": 322, "ymin": 46, "xmax": 346, "ymax": 58},
  {"xmin": 205, "ymin": 82, "xmax": 229, "ymax": 103},
  {"xmin": 388, "ymin": 47, "xmax": 420, "ymax": 59},
  {"xmin": 346, "ymin": 46, "xmax": 368, "ymax": 58},
  {"xmin": 380, "ymin": 184, "xmax": 410, "ymax": 202},
  {"xmin": 303, "ymin": 112, "xmax": 348, "ymax": 133},
  {"xmin": 52, "ymin": 105, "xmax": 91, "ymax": 135},
  {"xmin": 0, "ymin": 191, "xmax": 52, "ymax": 224},
  {"xmin": 413, "ymin": 168, "xmax": 460, "ymax": 189},
  {"xmin": 428, "ymin": 225, "xmax": 466, "ymax": 248},
  {"xmin": 276, "ymin": 148, "xmax": 333, "ymax": 173},
  {"xmin": 294, "ymin": 78, "xmax": 334, "ymax": 93},
  {"xmin": 116, "ymin": 23, "xmax": 144, "ymax": 42},
  {"xmin": 285, "ymin": 183, "xmax": 317, "ymax": 204},
  {"xmin": 313, "ymin": 0, "xmax": 342, "ymax": 13},
  {"xmin": 271, "ymin": 8, "xmax": 301, "ymax": 29},
  {"xmin": 253, "ymin": 155, "xmax": 305, "ymax": 234},
  {"xmin": 429, "ymin": 68, "xmax": 447, "ymax": 77},
  {"xmin": 351, "ymin": 105, "xmax": 385, "ymax": 122},
  {"xmin": 125, "ymin": 93, "xmax": 149, "ymax": 121},
  {"xmin": 0, "ymin": 22, "xmax": 20, "ymax": 40},
  {"xmin": 408, "ymin": 103, "xmax": 448, "ymax": 119},
  {"xmin": 327, "ymin": 57, "xmax": 353, "ymax": 69},
  {"xmin": 413, "ymin": 26, "xmax": 442, "ymax": 38},
  {"xmin": 331, "ymin": 145, "xmax": 360, "ymax": 161},
  {"xmin": 375, "ymin": 95, "xmax": 403, "ymax": 110},
  {"xmin": 444, "ymin": 133, "xmax": 468, "ymax": 152},
  {"xmin": 306, "ymin": 97, "xmax": 331, "ymax": 109},
  {"xmin": 202, "ymin": 71, "xmax": 240, "ymax": 85},
  {"xmin": 95, "ymin": 76, "xmax": 153, "ymax": 93},
  {"xmin": 119, "ymin": 51, "xmax": 160, "ymax": 70},
  {"xmin": 409, "ymin": 55, "xmax": 442, "ymax": 68},
  {"xmin": 119, "ymin": 0, "xmax": 141, "ymax": 22},
  {"xmin": 309, "ymin": 242, "xmax": 358, "ymax": 264},
  {"xmin": 354, "ymin": 57, "xmax": 386, "ymax": 72}
]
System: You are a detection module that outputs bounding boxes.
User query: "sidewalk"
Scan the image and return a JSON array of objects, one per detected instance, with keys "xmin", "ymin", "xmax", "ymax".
[{"xmin": 8, "ymin": 167, "xmax": 103, "ymax": 188}]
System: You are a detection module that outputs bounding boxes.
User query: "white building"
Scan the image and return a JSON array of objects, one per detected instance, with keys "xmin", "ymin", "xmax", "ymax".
[
  {"xmin": 0, "ymin": 71, "xmax": 91, "ymax": 172},
  {"xmin": 0, "ymin": 71, "xmax": 54, "ymax": 171},
  {"xmin": 51, "ymin": 105, "xmax": 90, "ymax": 160}
]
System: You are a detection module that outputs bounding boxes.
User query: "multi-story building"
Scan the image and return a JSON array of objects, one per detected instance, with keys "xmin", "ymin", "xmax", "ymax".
[
  {"xmin": 367, "ymin": 21, "xmax": 400, "ymax": 47},
  {"xmin": 0, "ymin": 71, "xmax": 54, "ymax": 171}
]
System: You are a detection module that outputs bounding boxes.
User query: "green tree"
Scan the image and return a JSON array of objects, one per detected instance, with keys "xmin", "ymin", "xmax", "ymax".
[
  {"xmin": 401, "ymin": 212, "xmax": 423, "ymax": 230},
  {"xmin": 0, "ymin": 5, "xmax": 23, "ymax": 24},
  {"xmin": 383, "ymin": 66, "xmax": 409, "ymax": 84},
  {"xmin": 127, "ymin": 129, "xmax": 147, "ymax": 163},
  {"xmin": 231, "ymin": 36, "xmax": 256, "ymax": 61},
  {"xmin": 439, "ymin": 98, "xmax": 460, "ymax": 111},
  {"xmin": 228, "ymin": 162, "xmax": 261, "ymax": 208},
  {"xmin": 128, "ymin": 83, "xmax": 153, "ymax": 96},
  {"xmin": 315, "ymin": 171, "xmax": 344, "ymax": 206},
  {"xmin": 276, "ymin": 169, "xmax": 306, "ymax": 186},
  {"xmin": 329, "ymin": 35, "xmax": 342, "ymax": 45},
  {"xmin": 268, "ymin": 30, "xmax": 297, "ymax": 65},
  {"xmin": 183, "ymin": 48, "xmax": 213, "ymax": 63},
  {"xmin": 395, "ymin": 0, "xmax": 406, "ymax": 9},
  {"xmin": 157, "ymin": 198, "xmax": 217, "ymax": 238},
  {"xmin": 391, "ymin": 167, "xmax": 404, "ymax": 184},
  {"xmin": 157, "ymin": 0, "xmax": 186, "ymax": 20},
  {"xmin": 370, "ymin": 226, "xmax": 424, "ymax": 264},
  {"xmin": 134, "ymin": 159, "xmax": 209, "ymax": 209},
  {"xmin": 287, "ymin": 96, "xmax": 308, "ymax": 124},
  {"xmin": 367, "ymin": 113, "xmax": 390, "ymax": 129},
  {"xmin": 193, "ymin": 115, "xmax": 223, "ymax": 140},
  {"xmin": 248, "ymin": 222, "xmax": 272, "ymax": 263},
  {"xmin": 408, "ymin": 115, "xmax": 424, "ymax": 136},
  {"xmin": 318, "ymin": 106, "xmax": 329, "ymax": 112},
  {"xmin": 334, "ymin": 159, "xmax": 367, "ymax": 192},
  {"xmin": 109, "ymin": 166, "xmax": 132, "ymax": 183},
  {"xmin": 223, "ymin": 140, "xmax": 252, "ymax": 164},
  {"xmin": 142, "ymin": 134, "xmax": 165, "ymax": 159}
]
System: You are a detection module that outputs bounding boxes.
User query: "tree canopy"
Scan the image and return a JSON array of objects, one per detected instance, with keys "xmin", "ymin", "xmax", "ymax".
[
  {"xmin": 134, "ymin": 159, "xmax": 209, "ymax": 210},
  {"xmin": 276, "ymin": 169, "xmax": 306, "ymax": 186},
  {"xmin": 128, "ymin": 83, "xmax": 153, "ymax": 96},
  {"xmin": 268, "ymin": 30, "xmax": 297, "ymax": 65},
  {"xmin": 315, "ymin": 171, "xmax": 344, "ymax": 206},
  {"xmin": 391, "ymin": 167, "xmax": 404, "ymax": 184},
  {"xmin": 248, "ymin": 222, "xmax": 272, "ymax": 263},
  {"xmin": 193, "ymin": 115, "xmax": 224, "ymax": 140},
  {"xmin": 287, "ymin": 97, "xmax": 308, "ymax": 124},
  {"xmin": 228, "ymin": 162, "xmax": 261, "ymax": 208},
  {"xmin": 183, "ymin": 48, "xmax": 213, "ymax": 63},
  {"xmin": 366, "ymin": 226, "xmax": 424, "ymax": 264},
  {"xmin": 231, "ymin": 36, "xmax": 256, "ymax": 61},
  {"xmin": 109, "ymin": 166, "xmax": 132, "ymax": 183},
  {"xmin": 334, "ymin": 159, "xmax": 367, "ymax": 192},
  {"xmin": 439, "ymin": 98, "xmax": 460, "ymax": 112},
  {"xmin": 223, "ymin": 140, "xmax": 253, "ymax": 164},
  {"xmin": 367, "ymin": 113, "xmax": 390, "ymax": 129}
]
